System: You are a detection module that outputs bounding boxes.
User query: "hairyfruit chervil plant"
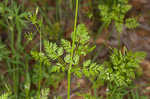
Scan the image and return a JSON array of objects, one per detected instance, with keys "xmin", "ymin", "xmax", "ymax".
[
  {"xmin": 0, "ymin": 1, "xmax": 145, "ymax": 99},
  {"xmin": 30, "ymin": 1, "xmax": 146, "ymax": 99},
  {"xmin": 30, "ymin": 23, "xmax": 96, "ymax": 98},
  {"xmin": 101, "ymin": 48, "xmax": 146, "ymax": 87},
  {"xmin": 105, "ymin": 48, "xmax": 146, "ymax": 99},
  {"xmin": 30, "ymin": 24, "xmax": 146, "ymax": 99},
  {"xmin": 98, "ymin": 0, "xmax": 139, "ymax": 33}
]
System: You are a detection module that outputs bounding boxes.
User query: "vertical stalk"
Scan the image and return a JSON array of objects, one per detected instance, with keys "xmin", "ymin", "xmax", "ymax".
[
  {"xmin": 25, "ymin": 59, "xmax": 30, "ymax": 99},
  {"xmin": 40, "ymin": 27, "xmax": 42, "ymax": 52},
  {"xmin": 67, "ymin": 0, "xmax": 79, "ymax": 99},
  {"xmin": 16, "ymin": 21, "xmax": 22, "ymax": 99},
  {"xmin": 37, "ymin": 62, "xmax": 42, "ymax": 99},
  {"xmin": 34, "ymin": 19, "xmax": 42, "ymax": 98},
  {"xmin": 16, "ymin": 23, "xmax": 22, "ymax": 50},
  {"xmin": 10, "ymin": 23, "xmax": 15, "ymax": 54},
  {"xmin": 94, "ymin": 88, "xmax": 98, "ymax": 99},
  {"xmin": 56, "ymin": 0, "xmax": 60, "ymax": 22},
  {"xmin": 37, "ymin": 24, "xmax": 42, "ymax": 99},
  {"xmin": 10, "ymin": 23, "xmax": 18, "ymax": 98}
]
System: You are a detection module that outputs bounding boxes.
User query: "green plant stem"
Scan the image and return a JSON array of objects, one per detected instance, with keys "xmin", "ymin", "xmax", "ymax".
[
  {"xmin": 94, "ymin": 88, "xmax": 98, "ymax": 98},
  {"xmin": 33, "ymin": 21, "xmax": 42, "ymax": 98},
  {"xmin": 25, "ymin": 59, "xmax": 30, "ymax": 99},
  {"xmin": 10, "ymin": 23, "xmax": 19, "ymax": 98},
  {"xmin": 40, "ymin": 26, "xmax": 42, "ymax": 52},
  {"xmin": 16, "ymin": 21, "xmax": 22, "ymax": 99},
  {"xmin": 10, "ymin": 24, "xmax": 15, "ymax": 54},
  {"xmin": 37, "ymin": 62, "xmax": 42, "ymax": 99},
  {"xmin": 16, "ymin": 22, "xmax": 22, "ymax": 51},
  {"xmin": 67, "ymin": 0, "xmax": 79, "ymax": 99},
  {"xmin": 56, "ymin": 0, "xmax": 61, "ymax": 22},
  {"xmin": 37, "ymin": 24, "xmax": 42, "ymax": 99}
]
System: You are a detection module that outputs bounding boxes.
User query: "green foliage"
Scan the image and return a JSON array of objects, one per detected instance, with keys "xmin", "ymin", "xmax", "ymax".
[
  {"xmin": 44, "ymin": 41, "xmax": 64, "ymax": 60},
  {"xmin": 25, "ymin": 32, "xmax": 33, "ymax": 41},
  {"xmin": 0, "ymin": 92, "xmax": 11, "ymax": 99},
  {"xmin": 0, "ymin": 1, "xmax": 32, "ymax": 98},
  {"xmin": 80, "ymin": 93, "xmax": 97, "ymax": 99},
  {"xmin": 77, "ymin": 92, "xmax": 103, "ymax": 99},
  {"xmin": 98, "ymin": 0, "xmax": 139, "ymax": 32},
  {"xmin": 40, "ymin": 88, "xmax": 49, "ymax": 99},
  {"xmin": 31, "ymin": 24, "xmax": 95, "ymax": 89},
  {"xmin": 0, "ymin": 1, "xmax": 147, "ymax": 98},
  {"xmin": 106, "ymin": 85, "xmax": 149, "ymax": 99},
  {"xmin": 130, "ymin": 89, "xmax": 149, "ymax": 99},
  {"xmin": 106, "ymin": 85, "xmax": 127, "ymax": 99},
  {"xmin": 102, "ymin": 48, "xmax": 146, "ymax": 87},
  {"xmin": 31, "ymin": 63, "xmax": 64, "ymax": 88},
  {"xmin": 0, "ymin": 1, "xmax": 29, "ymax": 31},
  {"xmin": 31, "ymin": 51, "xmax": 51, "ymax": 65},
  {"xmin": 31, "ymin": 88, "xmax": 49, "ymax": 99},
  {"xmin": 79, "ymin": 48, "xmax": 146, "ymax": 89},
  {"xmin": 82, "ymin": 60, "xmax": 101, "ymax": 78},
  {"xmin": 73, "ymin": 24, "xmax": 90, "ymax": 45},
  {"xmin": 31, "ymin": 23, "xmax": 146, "ymax": 98},
  {"xmin": 125, "ymin": 18, "xmax": 139, "ymax": 29},
  {"xmin": 31, "ymin": 23, "xmax": 93, "ymax": 73},
  {"xmin": 0, "ymin": 41, "xmax": 10, "ymax": 61}
]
